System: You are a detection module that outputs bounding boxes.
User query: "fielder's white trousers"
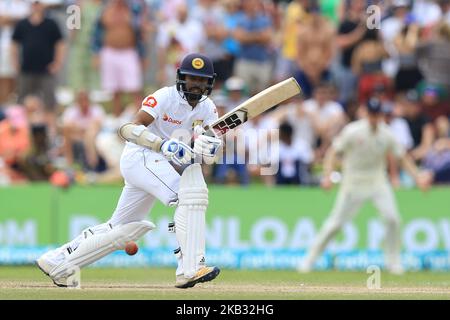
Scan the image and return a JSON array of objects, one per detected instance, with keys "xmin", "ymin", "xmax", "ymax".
[{"xmin": 304, "ymin": 182, "xmax": 402, "ymax": 269}]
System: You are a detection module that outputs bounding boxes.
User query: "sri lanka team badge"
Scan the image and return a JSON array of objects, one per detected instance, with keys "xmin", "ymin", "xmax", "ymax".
[
  {"xmin": 192, "ymin": 120, "xmax": 204, "ymax": 128},
  {"xmin": 192, "ymin": 58, "xmax": 204, "ymax": 69}
]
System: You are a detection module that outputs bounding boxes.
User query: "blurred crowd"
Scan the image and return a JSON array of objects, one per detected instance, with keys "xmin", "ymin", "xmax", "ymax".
[{"xmin": 0, "ymin": 0, "xmax": 449, "ymax": 187}]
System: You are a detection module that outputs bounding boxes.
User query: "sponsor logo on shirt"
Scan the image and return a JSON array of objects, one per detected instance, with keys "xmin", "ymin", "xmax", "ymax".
[
  {"xmin": 143, "ymin": 96, "xmax": 157, "ymax": 108},
  {"xmin": 163, "ymin": 113, "xmax": 182, "ymax": 125}
]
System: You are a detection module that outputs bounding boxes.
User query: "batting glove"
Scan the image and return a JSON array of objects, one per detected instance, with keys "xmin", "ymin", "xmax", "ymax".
[
  {"xmin": 160, "ymin": 138, "xmax": 193, "ymax": 166},
  {"xmin": 193, "ymin": 125, "xmax": 222, "ymax": 157}
]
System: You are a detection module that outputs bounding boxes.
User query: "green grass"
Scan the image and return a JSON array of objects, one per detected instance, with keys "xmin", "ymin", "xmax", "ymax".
[{"xmin": 0, "ymin": 266, "xmax": 449, "ymax": 300}]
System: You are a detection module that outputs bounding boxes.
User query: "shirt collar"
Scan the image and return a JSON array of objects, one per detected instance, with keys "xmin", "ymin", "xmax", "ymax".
[{"xmin": 173, "ymin": 86, "xmax": 193, "ymax": 109}]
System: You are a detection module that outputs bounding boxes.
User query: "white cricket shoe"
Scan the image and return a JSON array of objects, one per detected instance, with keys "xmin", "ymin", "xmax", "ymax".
[
  {"xmin": 36, "ymin": 250, "xmax": 72, "ymax": 287},
  {"xmin": 175, "ymin": 266, "xmax": 220, "ymax": 289}
]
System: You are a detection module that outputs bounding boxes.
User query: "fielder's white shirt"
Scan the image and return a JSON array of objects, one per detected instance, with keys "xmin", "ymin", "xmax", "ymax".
[
  {"xmin": 123, "ymin": 85, "xmax": 218, "ymax": 156},
  {"xmin": 333, "ymin": 119, "xmax": 405, "ymax": 186}
]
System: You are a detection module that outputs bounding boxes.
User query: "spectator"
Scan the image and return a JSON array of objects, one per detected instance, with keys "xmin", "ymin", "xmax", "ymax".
[
  {"xmin": 294, "ymin": 2, "xmax": 335, "ymax": 99},
  {"xmin": 14, "ymin": 94, "xmax": 56, "ymax": 181},
  {"xmin": 412, "ymin": 0, "xmax": 443, "ymax": 30},
  {"xmin": 382, "ymin": 101, "xmax": 414, "ymax": 150},
  {"xmin": 156, "ymin": 3, "xmax": 205, "ymax": 86},
  {"xmin": 417, "ymin": 83, "xmax": 450, "ymax": 125},
  {"xmin": 222, "ymin": 76, "xmax": 248, "ymax": 112},
  {"xmin": 319, "ymin": 0, "xmax": 341, "ymax": 26},
  {"xmin": 93, "ymin": 0, "xmax": 147, "ymax": 116},
  {"xmin": 422, "ymin": 137, "xmax": 450, "ymax": 184},
  {"xmin": 0, "ymin": 0, "xmax": 30, "ymax": 104},
  {"xmin": 416, "ymin": 22, "xmax": 450, "ymax": 95},
  {"xmin": 436, "ymin": 112, "xmax": 450, "ymax": 139},
  {"xmin": 302, "ymin": 82, "xmax": 346, "ymax": 159},
  {"xmin": 233, "ymin": 0, "xmax": 274, "ymax": 95},
  {"xmin": 351, "ymin": 28, "xmax": 391, "ymax": 104},
  {"xmin": 213, "ymin": 94, "xmax": 250, "ymax": 186},
  {"xmin": 11, "ymin": 0, "xmax": 65, "ymax": 125},
  {"xmin": 17, "ymin": 123, "xmax": 54, "ymax": 181},
  {"xmin": 393, "ymin": 21, "xmax": 423, "ymax": 93},
  {"xmin": 67, "ymin": 0, "xmax": 102, "ymax": 92},
  {"xmin": 245, "ymin": 111, "xmax": 279, "ymax": 186},
  {"xmin": 87, "ymin": 104, "xmax": 135, "ymax": 184},
  {"xmin": 191, "ymin": 0, "xmax": 232, "ymax": 88},
  {"xmin": 271, "ymin": 95, "xmax": 313, "ymax": 148},
  {"xmin": 381, "ymin": 0, "xmax": 412, "ymax": 78},
  {"xmin": 276, "ymin": 121, "xmax": 314, "ymax": 185},
  {"xmin": 23, "ymin": 95, "xmax": 47, "ymax": 128},
  {"xmin": 276, "ymin": 0, "xmax": 308, "ymax": 81},
  {"xmin": 221, "ymin": 0, "xmax": 242, "ymax": 80},
  {"xmin": 400, "ymin": 89, "xmax": 435, "ymax": 161},
  {"xmin": 157, "ymin": 0, "xmax": 186, "ymax": 23},
  {"xmin": 0, "ymin": 105, "xmax": 30, "ymax": 183},
  {"xmin": 439, "ymin": 0, "xmax": 450, "ymax": 24},
  {"xmin": 334, "ymin": 0, "xmax": 368, "ymax": 107},
  {"xmin": 61, "ymin": 91, "xmax": 105, "ymax": 172},
  {"xmin": 213, "ymin": 80, "xmax": 250, "ymax": 185}
]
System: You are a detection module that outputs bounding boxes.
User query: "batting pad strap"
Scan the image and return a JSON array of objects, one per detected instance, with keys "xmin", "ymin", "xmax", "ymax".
[
  {"xmin": 50, "ymin": 220, "xmax": 155, "ymax": 279},
  {"xmin": 178, "ymin": 189, "xmax": 209, "ymax": 206},
  {"xmin": 173, "ymin": 247, "xmax": 182, "ymax": 259},
  {"xmin": 118, "ymin": 123, "xmax": 164, "ymax": 152}
]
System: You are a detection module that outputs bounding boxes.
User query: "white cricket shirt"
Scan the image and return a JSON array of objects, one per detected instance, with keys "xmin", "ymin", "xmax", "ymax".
[
  {"xmin": 123, "ymin": 85, "xmax": 218, "ymax": 155},
  {"xmin": 333, "ymin": 119, "xmax": 405, "ymax": 186}
]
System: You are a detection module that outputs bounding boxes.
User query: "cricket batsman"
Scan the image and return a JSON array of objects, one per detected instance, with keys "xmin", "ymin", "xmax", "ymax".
[
  {"xmin": 299, "ymin": 97, "xmax": 433, "ymax": 274},
  {"xmin": 36, "ymin": 53, "xmax": 223, "ymax": 288}
]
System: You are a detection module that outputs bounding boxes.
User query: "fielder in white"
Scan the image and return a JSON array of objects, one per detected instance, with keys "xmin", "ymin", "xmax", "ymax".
[
  {"xmin": 299, "ymin": 98, "xmax": 432, "ymax": 274},
  {"xmin": 37, "ymin": 53, "xmax": 223, "ymax": 288}
]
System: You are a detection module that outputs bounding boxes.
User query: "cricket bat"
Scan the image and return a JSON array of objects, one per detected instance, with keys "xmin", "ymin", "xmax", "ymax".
[{"xmin": 205, "ymin": 77, "xmax": 302, "ymax": 137}]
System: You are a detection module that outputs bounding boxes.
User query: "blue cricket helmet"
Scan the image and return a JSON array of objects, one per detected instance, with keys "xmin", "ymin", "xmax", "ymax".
[{"xmin": 176, "ymin": 53, "xmax": 216, "ymax": 102}]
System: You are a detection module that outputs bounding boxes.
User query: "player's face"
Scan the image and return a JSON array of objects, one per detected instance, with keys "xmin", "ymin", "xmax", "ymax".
[
  {"xmin": 368, "ymin": 112, "xmax": 382, "ymax": 129},
  {"xmin": 185, "ymin": 75, "xmax": 209, "ymax": 96}
]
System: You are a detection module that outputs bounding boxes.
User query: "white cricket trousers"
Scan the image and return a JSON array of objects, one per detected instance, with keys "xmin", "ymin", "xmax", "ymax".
[
  {"xmin": 305, "ymin": 182, "xmax": 402, "ymax": 269},
  {"xmin": 52, "ymin": 147, "xmax": 188, "ymax": 276},
  {"xmin": 108, "ymin": 148, "xmax": 181, "ymax": 226}
]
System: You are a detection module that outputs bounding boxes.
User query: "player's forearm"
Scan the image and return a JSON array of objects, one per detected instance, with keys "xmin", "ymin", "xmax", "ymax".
[
  {"xmin": 400, "ymin": 154, "xmax": 420, "ymax": 180},
  {"xmin": 322, "ymin": 147, "xmax": 337, "ymax": 179},
  {"xmin": 118, "ymin": 123, "xmax": 164, "ymax": 152}
]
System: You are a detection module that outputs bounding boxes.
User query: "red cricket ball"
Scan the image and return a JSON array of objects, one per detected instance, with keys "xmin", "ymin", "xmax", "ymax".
[{"xmin": 125, "ymin": 241, "xmax": 138, "ymax": 256}]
